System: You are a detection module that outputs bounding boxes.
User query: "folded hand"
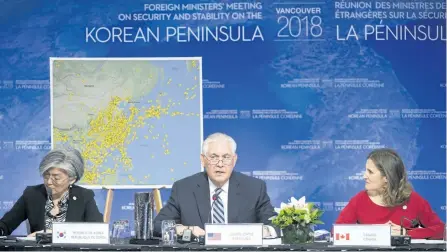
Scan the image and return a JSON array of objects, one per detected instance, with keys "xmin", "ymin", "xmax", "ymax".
[
  {"xmin": 386, "ymin": 221, "xmax": 406, "ymax": 236},
  {"xmin": 27, "ymin": 230, "xmax": 52, "ymax": 237}
]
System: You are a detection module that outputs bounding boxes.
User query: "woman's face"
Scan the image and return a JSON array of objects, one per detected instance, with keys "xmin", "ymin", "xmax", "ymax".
[
  {"xmin": 43, "ymin": 168, "xmax": 73, "ymax": 196},
  {"xmin": 363, "ymin": 159, "xmax": 388, "ymax": 193}
]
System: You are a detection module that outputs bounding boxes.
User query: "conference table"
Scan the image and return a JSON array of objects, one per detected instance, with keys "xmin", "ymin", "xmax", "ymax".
[{"xmin": 0, "ymin": 238, "xmax": 445, "ymax": 251}]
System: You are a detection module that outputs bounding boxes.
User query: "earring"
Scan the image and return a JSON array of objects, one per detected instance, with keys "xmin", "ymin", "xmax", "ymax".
[{"xmin": 69, "ymin": 184, "xmax": 73, "ymax": 188}]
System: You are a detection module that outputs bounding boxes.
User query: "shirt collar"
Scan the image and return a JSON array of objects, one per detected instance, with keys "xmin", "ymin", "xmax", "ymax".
[
  {"xmin": 48, "ymin": 190, "xmax": 70, "ymax": 205},
  {"xmin": 209, "ymin": 179, "xmax": 229, "ymax": 194}
]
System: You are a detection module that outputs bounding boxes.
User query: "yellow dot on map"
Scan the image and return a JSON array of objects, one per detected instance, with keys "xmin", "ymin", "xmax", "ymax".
[{"xmin": 184, "ymin": 162, "xmax": 187, "ymax": 165}]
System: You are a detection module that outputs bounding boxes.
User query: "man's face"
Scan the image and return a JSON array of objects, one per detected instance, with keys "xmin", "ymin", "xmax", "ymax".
[{"xmin": 201, "ymin": 139, "xmax": 237, "ymax": 187}]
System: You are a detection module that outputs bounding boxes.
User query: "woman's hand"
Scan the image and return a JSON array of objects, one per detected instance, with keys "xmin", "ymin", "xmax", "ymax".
[
  {"xmin": 27, "ymin": 229, "xmax": 52, "ymax": 237},
  {"xmin": 387, "ymin": 221, "xmax": 407, "ymax": 236}
]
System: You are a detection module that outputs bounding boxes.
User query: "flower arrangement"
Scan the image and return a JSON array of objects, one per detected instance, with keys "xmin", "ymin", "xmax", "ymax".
[
  {"xmin": 269, "ymin": 196, "xmax": 324, "ymax": 244},
  {"xmin": 270, "ymin": 196, "xmax": 324, "ymax": 228}
]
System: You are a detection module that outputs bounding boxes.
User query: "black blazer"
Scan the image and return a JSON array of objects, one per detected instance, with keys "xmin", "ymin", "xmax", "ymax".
[
  {"xmin": 154, "ymin": 171, "xmax": 279, "ymax": 236},
  {"xmin": 0, "ymin": 184, "xmax": 103, "ymax": 235}
]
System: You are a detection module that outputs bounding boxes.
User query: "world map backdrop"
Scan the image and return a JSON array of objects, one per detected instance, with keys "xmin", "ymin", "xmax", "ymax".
[{"xmin": 0, "ymin": 0, "xmax": 445, "ymax": 234}]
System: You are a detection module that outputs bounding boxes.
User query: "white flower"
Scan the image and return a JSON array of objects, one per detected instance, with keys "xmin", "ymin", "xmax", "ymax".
[
  {"xmin": 273, "ymin": 196, "xmax": 311, "ymax": 214},
  {"xmin": 289, "ymin": 196, "xmax": 306, "ymax": 209}
]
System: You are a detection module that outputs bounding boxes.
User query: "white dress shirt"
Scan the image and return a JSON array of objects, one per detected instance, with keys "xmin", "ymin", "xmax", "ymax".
[
  {"xmin": 209, "ymin": 180, "xmax": 229, "ymax": 223},
  {"xmin": 208, "ymin": 179, "xmax": 278, "ymax": 238}
]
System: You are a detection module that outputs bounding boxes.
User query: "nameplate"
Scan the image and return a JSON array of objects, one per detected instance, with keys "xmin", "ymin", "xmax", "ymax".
[
  {"xmin": 205, "ymin": 223, "xmax": 263, "ymax": 246},
  {"xmin": 52, "ymin": 222, "xmax": 109, "ymax": 244},
  {"xmin": 333, "ymin": 224, "xmax": 391, "ymax": 247}
]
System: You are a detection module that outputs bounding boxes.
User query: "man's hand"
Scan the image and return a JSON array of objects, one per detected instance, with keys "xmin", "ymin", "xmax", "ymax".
[
  {"xmin": 263, "ymin": 226, "xmax": 271, "ymax": 238},
  {"xmin": 263, "ymin": 225, "xmax": 278, "ymax": 238},
  {"xmin": 175, "ymin": 225, "xmax": 205, "ymax": 237}
]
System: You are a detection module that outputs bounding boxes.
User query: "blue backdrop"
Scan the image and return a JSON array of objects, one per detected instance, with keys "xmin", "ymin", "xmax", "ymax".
[{"xmin": 0, "ymin": 0, "xmax": 445, "ymax": 235}]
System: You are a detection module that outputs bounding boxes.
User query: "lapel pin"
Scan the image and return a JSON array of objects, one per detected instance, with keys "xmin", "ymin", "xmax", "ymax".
[
  {"xmin": 403, "ymin": 205, "xmax": 407, "ymax": 210},
  {"xmin": 73, "ymin": 196, "xmax": 77, "ymax": 201}
]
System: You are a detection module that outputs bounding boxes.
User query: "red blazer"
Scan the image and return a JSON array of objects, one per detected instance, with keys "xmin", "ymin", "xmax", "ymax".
[{"xmin": 335, "ymin": 190, "xmax": 445, "ymax": 239}]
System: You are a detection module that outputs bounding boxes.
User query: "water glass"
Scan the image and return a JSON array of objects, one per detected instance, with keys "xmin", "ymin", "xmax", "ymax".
[
  {"xmin": 111, "ymin": 219, "xmax": 131, "ymax": 244},
  {"xmin": 160, "ymin": 220, "xmax": 176, "ymax": 245},
  {"xmin": 444, "ymin": 223, "xmax": 446, "ymax": 241}
]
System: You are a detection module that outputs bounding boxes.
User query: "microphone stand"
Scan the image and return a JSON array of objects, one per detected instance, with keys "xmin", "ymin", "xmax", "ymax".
[{"xmin": 390, "ymin": 216, "xmax": 412, "ymax": 246}]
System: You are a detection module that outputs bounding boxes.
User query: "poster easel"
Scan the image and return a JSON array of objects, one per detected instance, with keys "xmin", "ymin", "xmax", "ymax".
[{"xmin": 102, "ymin": 187, "xmax": 164, "ymax": 223}]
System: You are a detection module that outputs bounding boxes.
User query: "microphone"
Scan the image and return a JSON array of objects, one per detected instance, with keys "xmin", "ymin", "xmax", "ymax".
[
  {"xmin": 400, "ymin": 216, "xmax": 405, "ymax": 236},
  {"xmin": 400, "ymin": 216, "xmax": 420, "ymax": 235},
  {"xmin": 44, "ymin": 187, "xmax": 53, "ymax": 233},
  {"xmin": 390, "ymin": 216, "xmax": 413, "ymax": 246},
  {"xmin": 207, "ymin": 193, "xmax": 219, "ymax": 225},
  {"xmin": 36, "ymin": 187, "xmax": 53, "ymax": 244}
]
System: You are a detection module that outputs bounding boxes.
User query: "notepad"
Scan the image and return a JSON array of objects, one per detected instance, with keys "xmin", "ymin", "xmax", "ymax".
[
  {"xmin": 411, "ymin": 239, "xmax": 446, "ymax": 244},
  {"xmin": 16, "ymin": 237, "xmax": 36, "ymax": 242}
]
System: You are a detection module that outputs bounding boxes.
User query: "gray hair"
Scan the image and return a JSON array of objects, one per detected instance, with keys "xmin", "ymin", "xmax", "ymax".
[
  {"xmin": 202, "ymin": 132, "xmax": 237, "ymax": 155},
  {"xmin": 39, "ymin": 147, "xmax": 85, "ymax": 182},
  {"xmin": 367, "ymin": 148, "xmax": 412, "ymax": 207}
]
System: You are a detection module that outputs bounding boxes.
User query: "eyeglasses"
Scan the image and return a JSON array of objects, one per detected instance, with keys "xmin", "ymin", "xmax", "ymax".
[
  {"xmin": 204, "ymin": 155, "xmax": 234, "ymax": 165},
  {"xmin": 43, "ymin": 174, "xmax": 67, "ymax": 184}
]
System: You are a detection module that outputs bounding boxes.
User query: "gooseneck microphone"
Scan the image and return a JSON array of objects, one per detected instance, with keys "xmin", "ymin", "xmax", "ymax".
[
  {"xmin": 36, "ymin": 187, "xmax": 53, "ymax": 244},
  {"xmin": 391, "ymin": 216, "xmax": 415, "ymax": 246},
  {"xmin": 400, "ymin": 216, "xmax": 420, "ymax": 235},
  {"xmin": 207, "ymin": 192, "xmax": 219, "ymax": 224},
  {"xmin": 44, "ymin": 187, "xmax": 53, "ymax": 233}
]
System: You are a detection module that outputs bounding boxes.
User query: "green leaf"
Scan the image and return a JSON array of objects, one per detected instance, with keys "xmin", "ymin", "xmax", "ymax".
[{"xmin": 272, "ymin": 198, "xmax": 325, "ymax": 229}]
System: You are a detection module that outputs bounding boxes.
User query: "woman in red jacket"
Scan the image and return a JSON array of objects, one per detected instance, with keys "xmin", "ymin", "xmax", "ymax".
[{"xmin": 335, "ymin": 148, "xmax": 445, "ymax": 239}]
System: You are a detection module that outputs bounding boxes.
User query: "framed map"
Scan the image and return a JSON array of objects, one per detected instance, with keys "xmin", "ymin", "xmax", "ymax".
[{"xmin": 50, "ymin": 57, "xmax": 203, "ymax": 188}]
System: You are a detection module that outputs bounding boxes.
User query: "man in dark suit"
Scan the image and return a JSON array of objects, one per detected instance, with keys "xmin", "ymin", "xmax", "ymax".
[{"xmin": 154, "ymin": 133, "xmax": 278, "ymax": 238}]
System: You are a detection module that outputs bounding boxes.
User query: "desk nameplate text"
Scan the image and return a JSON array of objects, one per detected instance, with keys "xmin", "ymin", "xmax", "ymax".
[
  {"xmin": 205, "ymin": 223, "xmax": 263, "ymax": 246},
  {"xmin": 333, "ymin": 224, "xmax": 391, "ymax": 247},
  {"xmin": 52, "ymin": 222, "xmax": 109, "ymax": 244}
]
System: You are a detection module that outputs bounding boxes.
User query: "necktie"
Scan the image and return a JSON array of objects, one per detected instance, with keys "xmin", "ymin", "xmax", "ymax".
[{"xmin": 212, "ymin": 188, "xmax": 225, "ymax": 223}]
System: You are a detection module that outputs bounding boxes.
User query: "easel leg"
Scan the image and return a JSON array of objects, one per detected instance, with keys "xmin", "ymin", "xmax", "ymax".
[
  {"xmin": 153, "ymin": 189, "xmax": 162, "ymax": 214},
  {"xmin": 104, "ymin": 189, "xmax": 114, "ymax": 223}
]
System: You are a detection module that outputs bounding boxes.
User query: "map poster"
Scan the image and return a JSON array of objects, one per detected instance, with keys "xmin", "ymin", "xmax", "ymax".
[{"xmin": 50, "ymin": 58, "xmax": 203, "ymax": 187}]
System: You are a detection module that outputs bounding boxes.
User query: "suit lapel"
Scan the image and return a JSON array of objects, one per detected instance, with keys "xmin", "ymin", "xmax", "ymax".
[
  {"xmin": 65, "ymin": 186, "xmax": 82, "ymax": 222},
  {"xmin": 36, "ymin": 185, "xmax": 48, "ymax": 229},
  {"xmin": 194, "ymin": 173, "xmax": 211, "ymax": 227},
  {"xmin": 228, "ymin": 174, "xmax": 241, "ymax": 223}
]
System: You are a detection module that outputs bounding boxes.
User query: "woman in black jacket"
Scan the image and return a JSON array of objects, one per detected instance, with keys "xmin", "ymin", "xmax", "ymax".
[{"xmin": 0, "ymin": 147, "xmax": 103, "ymax": 236}]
